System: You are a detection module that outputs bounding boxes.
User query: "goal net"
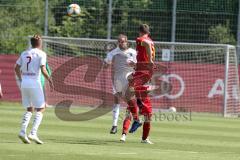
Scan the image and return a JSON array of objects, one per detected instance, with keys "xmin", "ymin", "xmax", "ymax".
[{"xmin": 39, "ymin": 36, "xmax": 240, "ymax": 117}]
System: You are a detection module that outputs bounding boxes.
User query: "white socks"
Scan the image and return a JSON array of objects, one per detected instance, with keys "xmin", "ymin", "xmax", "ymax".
[
  {"xmin": 112, "ymin": 104, "xmax": 120, "ymax": 126},
  {"xmin": 30, "ymin": 112, "xmax": 43, "ymax": 136},
  {"xmin": 20, "ymin": 111, "xmax": 43, "ymax": 136},
  {"xmin": 20, "ymin": 111, "xmax": 33, "ymax": 134}
]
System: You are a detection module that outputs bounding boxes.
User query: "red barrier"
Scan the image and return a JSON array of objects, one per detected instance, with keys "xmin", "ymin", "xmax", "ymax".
[
  {"xmin": 0, "ymin": 55, "xmax": 21, "ymax": 101},
  {"xmin": 1, "ymin": 55, "xmax": 239, "ymax": 113}
]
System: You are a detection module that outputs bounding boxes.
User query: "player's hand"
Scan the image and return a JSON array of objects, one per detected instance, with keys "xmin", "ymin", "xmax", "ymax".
[
  {"xmin": 103, "ymin": 61, "xmax": 109, "ymax": 68},
  {"xmin": 127, "ymin": 60, "xmax": 136, "ymax": 68}
]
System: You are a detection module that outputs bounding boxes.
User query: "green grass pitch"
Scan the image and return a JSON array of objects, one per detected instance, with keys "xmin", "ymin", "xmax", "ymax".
[{"xmin": 0, "ymin": 102, "xmax": 240, "ymax": 160}]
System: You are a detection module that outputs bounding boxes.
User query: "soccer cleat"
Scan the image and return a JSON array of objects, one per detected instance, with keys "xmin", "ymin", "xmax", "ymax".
[
  {"xmin": 18, "ymin": 132, "xmax": 31, "ymax": 144},
  {"xmin": 28, "ymin": 134, "xmax": 43, "ymax": 144},
  {"xmin": 120, "ymin": 134, "xmax": 126, "ymax": 142},
  {"xmin": 110, "ymin": 126, "xmax": 117, "ymax": 134},
  {"xmin": 129, "ymin": 120, "xmax": 142, "ymax": 133},
  {"xmin": 141, "ymin": 139, "xmax": 154, "ymax": 144}
]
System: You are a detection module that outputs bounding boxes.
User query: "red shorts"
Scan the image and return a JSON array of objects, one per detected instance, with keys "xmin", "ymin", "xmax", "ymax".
[
  {"xmin": 131, "ymin": 71, "xmax": 152, "ymax": 88},
  {"xmin": 139, "ymin": 98, "xmax": 152, "ymax": 115}
]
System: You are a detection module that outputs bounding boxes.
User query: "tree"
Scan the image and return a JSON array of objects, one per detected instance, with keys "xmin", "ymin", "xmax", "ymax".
[
  {"xmin": 208, "ymin": 21, "xmax": 236, "ymax": 45},
  {"xmin": 0, "ymin": 0, "xmax": 46, "ymax": 54}
]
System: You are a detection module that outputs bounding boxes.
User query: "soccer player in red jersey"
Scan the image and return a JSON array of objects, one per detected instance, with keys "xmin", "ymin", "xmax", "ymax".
[{"xmin": 128, "ymin": 24, "xmax": 155, "ymax": 144}]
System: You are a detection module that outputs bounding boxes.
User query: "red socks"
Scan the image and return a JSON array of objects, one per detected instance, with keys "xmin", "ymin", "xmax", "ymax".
[
  {"xmin": 142, "ymin": 122, "xmax": 150, "ymax": 140},
  {"xmin": 122, "ymin": 117, "xmax": 131, "ymax": 135}
]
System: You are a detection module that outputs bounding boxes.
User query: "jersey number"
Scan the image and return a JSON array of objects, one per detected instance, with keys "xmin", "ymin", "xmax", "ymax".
[{"xmin": 26, "ymin": 56, "xmax": 31, "ymax": 71}]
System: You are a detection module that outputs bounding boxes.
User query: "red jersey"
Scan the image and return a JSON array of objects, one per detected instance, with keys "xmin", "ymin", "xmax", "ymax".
[{"xmin": 135, "ymin": 35, "xmax": 155, "ymax": 71}]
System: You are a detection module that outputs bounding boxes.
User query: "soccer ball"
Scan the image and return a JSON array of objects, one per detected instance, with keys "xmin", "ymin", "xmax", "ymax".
[
  {"xmin": 169, "ymin": 107, "xmax": 177, "ymax": 112},
  {"xmin": 67, "ymin": 4, "xmax": 81, "ymax": 17}
]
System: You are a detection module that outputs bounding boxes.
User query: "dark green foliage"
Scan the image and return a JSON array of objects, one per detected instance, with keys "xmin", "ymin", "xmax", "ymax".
[
  {"xmin": 209, "ymin": 21, "xmax": 236, "ymax": 45},
  {"xmin": 0, "ymin": 0, "xmax": 238, "ymax": 54}
]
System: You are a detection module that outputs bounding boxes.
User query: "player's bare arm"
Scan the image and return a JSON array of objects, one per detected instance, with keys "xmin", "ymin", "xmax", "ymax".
[
  {"xmin": 15, "ymin": 64, "xmax": 22, "ymax": 82},
  {"xmin": 41, "ymin": 65, "xmax": 53, "ymax": 91}
]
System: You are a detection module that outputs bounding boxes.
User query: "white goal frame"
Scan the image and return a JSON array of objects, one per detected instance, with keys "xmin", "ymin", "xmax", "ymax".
[{"xmin": 29, "ymin": 36, "xmax": 240, "ymax": 117}]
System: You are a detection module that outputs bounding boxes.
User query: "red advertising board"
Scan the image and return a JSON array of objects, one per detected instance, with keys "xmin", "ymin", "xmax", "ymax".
[{"xmin": 1, "ymin": 55, "xmax": 239, "ymax": 113}]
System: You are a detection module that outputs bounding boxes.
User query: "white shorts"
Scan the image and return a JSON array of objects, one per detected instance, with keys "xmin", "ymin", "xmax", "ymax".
[
  {"xmin": 21, "ymin": 87, "xmax": 45, "ymax": 108},
  {"xmin": 113, "ymin": 72, "xmax": 132, "ymax": 96}
]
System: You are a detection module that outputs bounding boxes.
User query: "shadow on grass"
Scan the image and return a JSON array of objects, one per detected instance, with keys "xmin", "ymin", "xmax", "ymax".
[{"xmin": 45, "ymin": 138, "xmax": 124, "ymax": 145}]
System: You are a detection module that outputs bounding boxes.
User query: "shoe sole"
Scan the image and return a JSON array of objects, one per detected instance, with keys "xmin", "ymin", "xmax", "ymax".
[
  {"xmin": 141, "ymin": 141, "xmax": 153, "ymax": 144},
  {"xmin": 141, "ymin": 142, "xmax": 153, "ymax": 144},
  {"xmin": 110, "ymin": 131, "xmax": 117, "ymax": 134},
  {"xmin": 28, "ymin": 136, "xmax": 43, "ymax": 144},
  {"xmin": 18, "ymin": 135, "xmax": 31, "ymax": 144}
]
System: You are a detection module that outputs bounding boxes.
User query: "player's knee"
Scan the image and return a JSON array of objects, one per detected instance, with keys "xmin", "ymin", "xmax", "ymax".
[
  {"xmin": 36, "ymin": 107, "xmax": 45, "ymax": 113},
  {"xmin": 27, "ymin": 107, "xmax": 34, "ymax": 113},
  {"xmin": 125, "ymin": 110, "xmax": 132, "ymax": 119},
  {"xmin": 144, "ymin": 114, "xmax": 152, "ymax": 122},
  {"xmin": 114, "ymin": 94, "xmax": 120, "ymax": 103}
]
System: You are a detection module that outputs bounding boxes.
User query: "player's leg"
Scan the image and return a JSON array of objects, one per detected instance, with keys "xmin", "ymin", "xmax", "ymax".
[
  {"xmin": 125, "ymin": 76, "xmax": 140, "ymax": 122},
  {"xmin": 135, "ymin": 84, "xmax": 153, "ymax": 143},
  {"xmin": 141, "ymin": 115, "xmax": 153, "ymax": 144},
  {"xmin": 127, "ymin": 73, "xmax": 146, "ymax": 133},
  {"xmin": 126, "ymin": 97, "xmax": 142, "ymax": 133},
  {"xmin": 129, "ymin": 72, "xmax": 152, "ymax": 133},
  {"xmin": 110, "ymin": 95, "xmax": 120, "ymax": 134},
  {"xmin": 18, "ymin": 88, "xmax": 33, "ymax": 144},
  {"xmin": 28, "ymin": 88, "xmax": 45, "ymax": 144},
  {"xmin": 140, "ymin": 96, "xmax": 153, "ymax": 144},
  {"xmin": 110, "ymin": 85, "xmax": 121, "ymax": 134},
  {"xmin": 120, "ymin": 109, "xmax": 132, "ymax": 142}
]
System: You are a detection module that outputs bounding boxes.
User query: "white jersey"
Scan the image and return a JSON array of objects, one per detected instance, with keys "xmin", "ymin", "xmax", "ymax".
[
  {"xmin": 105, "ymin": 47, "xmax": 137, "ymax": 74},
  {"xmin": 104, "ymin": 47, "xmax": 120, "ymax": 65},
  {"xmin": 16, "ymin": 48, "xmax": 47, "ymax": 88},
  {"xmin": 105, "ymin": 47, "xmax": 137, "ymax": 95}
]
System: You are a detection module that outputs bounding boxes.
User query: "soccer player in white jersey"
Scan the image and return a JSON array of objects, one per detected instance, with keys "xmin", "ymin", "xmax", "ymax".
[
  {"xmin": 15, "ymin": 35, "xmax": 53, "ymax": 144},
  {"xmin": 104, "ymin": 34, "xmax": 137, "ymax": 134}
]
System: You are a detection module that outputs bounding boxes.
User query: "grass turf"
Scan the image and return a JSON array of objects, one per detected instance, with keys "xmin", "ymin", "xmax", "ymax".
[{"xmin": 0, "ymin": 102, "xmax": 240, "ymax": 160}]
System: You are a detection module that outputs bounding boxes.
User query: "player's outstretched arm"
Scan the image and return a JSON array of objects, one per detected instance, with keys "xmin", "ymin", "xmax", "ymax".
[{"xmin": 41, "ymin": 65, "xmax": 54, "ymax": 91}]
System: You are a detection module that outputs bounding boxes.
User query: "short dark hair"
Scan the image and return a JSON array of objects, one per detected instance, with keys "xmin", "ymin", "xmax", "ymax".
[
  {"xmin": 139, "ymin": 24, "xmax": 150, "ymax": 34},
  {"xmin": 31, "ymin": 34, "xmax": 42, "ymax": 48}
]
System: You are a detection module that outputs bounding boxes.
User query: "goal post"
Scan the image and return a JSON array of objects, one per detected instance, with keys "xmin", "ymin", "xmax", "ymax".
[
  {"xmin": 224, "ymin": 45, "xmax": 240, "ymax": 117},
  {"xmin": 37, "ymin": 36, "xmax": 240, "ymax": 117}
]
